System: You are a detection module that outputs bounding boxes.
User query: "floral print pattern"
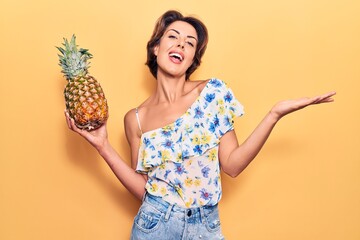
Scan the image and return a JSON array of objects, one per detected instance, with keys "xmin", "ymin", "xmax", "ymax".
[{"xmin": 136, "ymin": 78, "xmax": 244, "ymax": 208}]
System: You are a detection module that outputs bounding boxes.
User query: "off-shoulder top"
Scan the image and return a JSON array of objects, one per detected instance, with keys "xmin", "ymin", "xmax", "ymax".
[{"xmin": 136, "ymin": 78, "xmax": 244, "ymax": 208}]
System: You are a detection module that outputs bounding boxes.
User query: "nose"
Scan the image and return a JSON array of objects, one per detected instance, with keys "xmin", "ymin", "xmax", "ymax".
[
  {"xmin": 177, "ymin": 43, "xmax": 184, "ymax": 49},
  {"xmin": 177, "ymin": 39, "xmax": 185, "ymax": 49}
]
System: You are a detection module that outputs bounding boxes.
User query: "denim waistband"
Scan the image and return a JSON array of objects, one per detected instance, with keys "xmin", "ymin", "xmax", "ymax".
[{"xmin": 143, "ymin": 192, "xmax": 218, "ymax": 223}]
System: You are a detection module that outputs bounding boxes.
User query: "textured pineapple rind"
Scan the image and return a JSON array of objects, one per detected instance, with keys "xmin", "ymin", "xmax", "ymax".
[{"xmin": 64, "ymin": 75, "xmax": 109, "ymax": 131}]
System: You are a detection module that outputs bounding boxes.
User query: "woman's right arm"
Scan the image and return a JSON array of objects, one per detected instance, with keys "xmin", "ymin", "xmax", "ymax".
[{"xmin": 64, "ymin": 110, "xmax": 147, "ymax": 200}]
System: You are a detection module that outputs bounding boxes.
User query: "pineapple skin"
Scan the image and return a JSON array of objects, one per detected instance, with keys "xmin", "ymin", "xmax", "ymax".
[{"xmin": 64, "ymin": 75, "xmax": 108, "ymax": 130}]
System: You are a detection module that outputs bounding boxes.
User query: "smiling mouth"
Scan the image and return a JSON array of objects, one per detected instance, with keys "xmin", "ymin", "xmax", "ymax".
[{"xmin": 169, "ymin": 52, "xmax": 184, "ymax": 62}]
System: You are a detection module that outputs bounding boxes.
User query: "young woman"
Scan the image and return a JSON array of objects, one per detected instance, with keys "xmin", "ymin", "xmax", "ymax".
[{"xmin": 65, "ymin": 10, "xmax": 335, "ymax": 240}]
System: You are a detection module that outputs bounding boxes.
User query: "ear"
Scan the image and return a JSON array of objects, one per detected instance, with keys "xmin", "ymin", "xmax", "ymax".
[{"xmin": 153, "ymin": 45, "xmax": 159, "ymax": 57}]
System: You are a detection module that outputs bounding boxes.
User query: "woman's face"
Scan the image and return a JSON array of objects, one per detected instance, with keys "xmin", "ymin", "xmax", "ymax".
[{"xmin": 154, "ymin": 21, "xmax": 198, "ymax": 79}]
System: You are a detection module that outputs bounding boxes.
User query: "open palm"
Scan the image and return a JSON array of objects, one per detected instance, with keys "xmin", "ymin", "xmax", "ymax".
[{"xmin": 271, "ymin": 91, "xmax": 336, "ymax": 119}]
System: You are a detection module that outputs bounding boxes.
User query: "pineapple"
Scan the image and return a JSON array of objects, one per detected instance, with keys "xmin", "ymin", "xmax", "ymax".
[{"xmin": 57, "ymin": 35, "xmax": 108, "ymax": 131}]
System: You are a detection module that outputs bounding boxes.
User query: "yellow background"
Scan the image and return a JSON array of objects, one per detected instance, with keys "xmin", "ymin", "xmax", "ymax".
[{"xmin": 1, "ymin": 0, "xmax": 359, "ymax": 239}]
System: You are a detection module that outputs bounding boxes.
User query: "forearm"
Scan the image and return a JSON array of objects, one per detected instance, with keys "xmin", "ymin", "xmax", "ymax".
[
  {"xmin": 222, "ymin": 90, "xmax": 336, "ymax": 177},
  {"xmin": 225, "ymin": 111, "xmax": 279, "ymax": 177},
  {"xmin": 97, "ymin": 140, "xmax": 146, "ymax": 200}
]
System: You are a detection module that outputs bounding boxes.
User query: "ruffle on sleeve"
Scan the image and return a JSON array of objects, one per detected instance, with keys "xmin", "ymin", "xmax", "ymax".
[
  {"xmin": 209, "ymin": 78, "xmax": 244, "ymax": 139},
  {"xmin": 135, "ymin": 78, "xmax": 244, "ymax": 173}
]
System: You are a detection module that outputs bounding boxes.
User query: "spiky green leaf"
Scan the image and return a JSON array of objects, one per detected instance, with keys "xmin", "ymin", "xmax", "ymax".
[{"xmin": 56, "ymin": 34, "xmax": 93, "ymax": 80}]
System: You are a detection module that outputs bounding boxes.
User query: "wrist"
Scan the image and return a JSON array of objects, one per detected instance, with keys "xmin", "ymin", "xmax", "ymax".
[
  {"xmin": 267, "ymin": 110, "xmax": 281, "ymax": 123},
  {"xmin": 96, "ymin": 138, "xmax": 111, "ymax": 156}
]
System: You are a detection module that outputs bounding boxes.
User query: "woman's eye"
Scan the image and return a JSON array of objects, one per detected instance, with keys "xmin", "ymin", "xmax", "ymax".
[
  {"xmin": 169, "ymin": 35, "xmax": 177, "ymax": 39},
  {"xmin": 187, "ymin": 42, "xmax": 194, "ymax": 47}
]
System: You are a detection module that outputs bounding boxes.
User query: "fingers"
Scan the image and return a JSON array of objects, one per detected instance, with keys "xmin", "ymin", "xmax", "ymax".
[
  {"xmin": 313, "ymin": 91, "xmax": 336, "ymax": 104},
  {"xmin": 64, "ymin": 110, "xmax": 72, "ymax": 129},
  {"xmin": 64, "ymin": 110, "xmax": 83, "ymax": 134}
]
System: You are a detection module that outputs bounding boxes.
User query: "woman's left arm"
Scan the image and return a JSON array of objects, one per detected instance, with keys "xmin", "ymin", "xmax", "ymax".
[{"xmin": 219, "ymin": 91, "xmax": 336, "ymax": 178}]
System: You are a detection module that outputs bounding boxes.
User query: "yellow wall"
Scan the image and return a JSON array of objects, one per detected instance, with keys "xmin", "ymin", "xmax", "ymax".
[{"xmin": 1, "ymin": 0, "xmax": 359, "ymax": 239}]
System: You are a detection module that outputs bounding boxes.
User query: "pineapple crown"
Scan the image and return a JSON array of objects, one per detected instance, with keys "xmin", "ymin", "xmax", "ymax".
[{"xmin": 56, "ymin": 34, "xmax": 93, "ymax": 80}]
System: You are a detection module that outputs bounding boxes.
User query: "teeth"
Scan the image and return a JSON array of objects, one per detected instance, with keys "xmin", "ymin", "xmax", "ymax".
[{"xmin": 169, "ymin": 53, "xmax": 183, "ymax": 61}]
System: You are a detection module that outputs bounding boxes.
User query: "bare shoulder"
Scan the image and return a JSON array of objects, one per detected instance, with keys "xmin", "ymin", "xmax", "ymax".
[
  {"xmin": 124, "ymin": 108, "xmax": 136, "ymax": 125},
  {"xmin": 124, "ymin": 108, "xmax": 141, "ymax": 142},
  {"xmin": 124, "ymin": 108, "xmax": 144, "ymax": 170},
  {"xmin": 123, "ymin": 95, "xmax": 150, "ymax": 125}
]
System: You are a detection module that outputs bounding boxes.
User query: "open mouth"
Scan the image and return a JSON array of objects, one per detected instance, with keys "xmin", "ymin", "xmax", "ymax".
[{"xmin": 169, "ymin": 52, "xmax": 184, "ymax": 62}]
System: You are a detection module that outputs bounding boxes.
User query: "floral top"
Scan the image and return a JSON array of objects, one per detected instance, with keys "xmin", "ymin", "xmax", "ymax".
[{"xmin": 136, "ymin": 78, "xmax": 244, "ymax": 208}]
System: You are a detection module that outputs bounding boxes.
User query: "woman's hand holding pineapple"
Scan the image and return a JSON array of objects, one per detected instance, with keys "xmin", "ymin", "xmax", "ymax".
[{"xmin": 65, "ymin": 110, "xmax": 109, "ymax": 152}]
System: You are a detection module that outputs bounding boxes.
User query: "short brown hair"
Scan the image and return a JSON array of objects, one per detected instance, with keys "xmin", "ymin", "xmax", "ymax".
[{"xmin": 146, "ymin": 10, "xmax": 208, "ymax": 80}]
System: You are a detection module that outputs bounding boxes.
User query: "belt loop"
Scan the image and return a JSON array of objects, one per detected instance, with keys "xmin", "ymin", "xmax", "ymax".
[
  {"xmin": 199, "ymin": 207, "xmax": 205, "ymax": 224},
  {"xmin": 164, "ymin": 204, "xmax": 174, "ymax": 222}
]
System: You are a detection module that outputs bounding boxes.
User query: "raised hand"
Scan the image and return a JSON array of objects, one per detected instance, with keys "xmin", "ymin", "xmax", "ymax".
[{"xmin": 270, "ymin": 91, "xmax": 336, "ymax": 120}]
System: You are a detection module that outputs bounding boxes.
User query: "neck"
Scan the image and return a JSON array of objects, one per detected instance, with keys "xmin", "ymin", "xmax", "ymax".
[{"xmin": 154, "ymin": 75, "xmax": 187, "ymax": 103}]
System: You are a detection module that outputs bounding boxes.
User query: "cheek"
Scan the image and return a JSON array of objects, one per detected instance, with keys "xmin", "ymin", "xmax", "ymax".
[{"xmin": 187, "ymin": 52, "xmax": 196, "ymax": 65}]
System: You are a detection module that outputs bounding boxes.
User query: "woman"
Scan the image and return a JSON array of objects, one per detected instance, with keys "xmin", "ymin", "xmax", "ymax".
[{"xmin": 65, "ymin": 10, "xmax": 335, "ymax": 239}]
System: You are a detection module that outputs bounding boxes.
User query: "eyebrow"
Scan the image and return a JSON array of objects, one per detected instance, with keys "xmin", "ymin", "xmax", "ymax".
[{"xmin": 168, "ymin": 29, "xmax": 198, "ymax": 42}]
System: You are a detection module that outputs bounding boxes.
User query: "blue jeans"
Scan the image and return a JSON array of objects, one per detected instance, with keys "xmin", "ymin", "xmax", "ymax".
[{"xmin": 131, "ymin": 193, "xmax": 225, "ymax": 240}]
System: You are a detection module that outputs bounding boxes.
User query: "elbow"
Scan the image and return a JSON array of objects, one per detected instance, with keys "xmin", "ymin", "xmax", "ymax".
[
  {"xmin": 222, "ymin": 167, "xmax": 242, "ymax": 178},
  {"xmin": 228, "ymin": 172, "xmax": 239, "ymax": 178},
  {"xmin": 133, "ymin": 187, "xmax": 146, "ymax": 201}
]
